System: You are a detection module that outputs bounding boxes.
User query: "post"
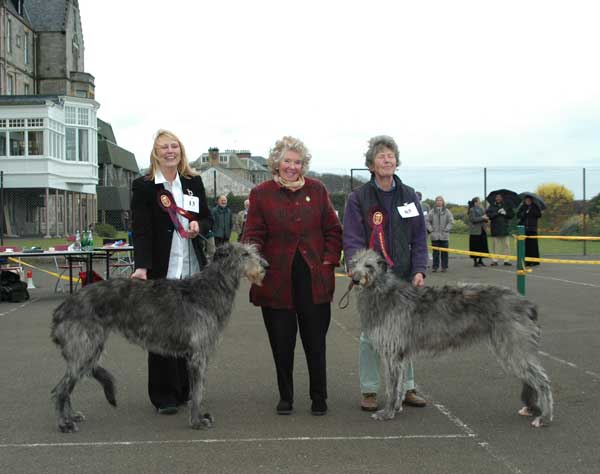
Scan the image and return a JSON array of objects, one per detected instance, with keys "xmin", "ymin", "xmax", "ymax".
[
  {"xmin": 213, "ymin": 169, "xmax": 217, "ymax": 200},
  {"xmin": 483, "ymin": 167, "xmax": 487, "ymax": 206},
  {"xmin": 583, "ymin": 167, "xmax": 587, "ymax": 256},
  {"xmin": 516, "ymin": 224, "xmax": 526, "ymax": 295},
  {"xmin": 0, "ymin": 170, "xmax": 4, "ymax": 246}
]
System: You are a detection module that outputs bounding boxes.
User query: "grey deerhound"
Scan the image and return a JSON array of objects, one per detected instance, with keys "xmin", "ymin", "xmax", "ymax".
[
  {"xmin": 51, "ymin": 243, "xmax": 267, "ymax": 433},
  {"xmin": 349, "ymin": 249, "xmax": 553, "ymax": 428}
]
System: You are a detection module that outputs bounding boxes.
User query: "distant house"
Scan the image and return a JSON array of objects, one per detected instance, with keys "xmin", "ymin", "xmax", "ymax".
[
  {"xmin": 191, "ymin": 147, "xmax": 269, "ymax": 197},
  {"xmin": 96, "ymin": 119, "xmax": 139, "ymax": 231}
]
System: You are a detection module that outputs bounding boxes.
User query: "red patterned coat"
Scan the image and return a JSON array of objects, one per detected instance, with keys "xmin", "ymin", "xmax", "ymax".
[{"xmin": 243, "ymin": 177, "xmax": 342, "ymax": 309}]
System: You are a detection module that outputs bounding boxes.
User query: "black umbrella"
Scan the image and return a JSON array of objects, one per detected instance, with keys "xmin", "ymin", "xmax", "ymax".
[
  {"xmin": 518, "ymin": 192, "xmax": 546, "ymax": 210},
  {"xmin": 486, "ymin": 189, "xmax": 519, "ymax": 208}
]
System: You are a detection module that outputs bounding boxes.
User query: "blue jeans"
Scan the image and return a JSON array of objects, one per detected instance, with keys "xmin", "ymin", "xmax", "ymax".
[
  {"xmin": 431, "ymin": 239, "xmax": 449, "ymax": 269},
  {"xmin": 359, "ymin": 332, "xmax": 415, "ymax": 394}
]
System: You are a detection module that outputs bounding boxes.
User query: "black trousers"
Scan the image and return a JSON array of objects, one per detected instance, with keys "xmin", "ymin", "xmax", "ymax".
[
  {"xmin": 148, "ymin": 352, "xmax": 190, "ymax": 409},
  {"xmin": 261, "ymin": 252, "xmax": 331, "ymax": 403},
  {"xmin": 524, "ymin": 230, "xmax": 540, "ymax": 266}
]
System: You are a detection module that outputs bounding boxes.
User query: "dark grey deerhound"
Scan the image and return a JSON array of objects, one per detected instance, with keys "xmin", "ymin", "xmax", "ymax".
[
  {"xmin": 349, "ymin": 249, "xmax": 553, "ymax": 428},
  {"xmin": 51, "ymin": 242, "xmax": 267, "ymax": 433}
]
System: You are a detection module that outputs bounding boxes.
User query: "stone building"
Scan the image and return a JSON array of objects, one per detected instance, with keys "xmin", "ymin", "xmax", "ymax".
[
  {"xmin": 0, "ymin": 0, "xmax": 36, "ymax": 95},
  {"xmin": 191, "ymin": 147, "xmax": 269, "ymax": 197}
]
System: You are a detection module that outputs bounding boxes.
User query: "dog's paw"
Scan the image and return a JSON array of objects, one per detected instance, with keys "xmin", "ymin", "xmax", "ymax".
[
  {"xmin": 58, "ymin": 420, "xmax": 79, "ymax": 433},
  {"xmin": 70, "ymin": 411, "xmax": 86, "ymax": 422},
  {"xmin": 371, "ymin": 409, "xmax": 395, "ymax": 421},
  {"xmin": 190, "ymin": 413, "xmax": 214, "ymax": 430},
  {"xmin": 518, "ymin": 406, "xmax": 533, "ymax": 417},
  {"xmin": 531, "ymin": 417, "xmax": 548, "ymax": 428}
]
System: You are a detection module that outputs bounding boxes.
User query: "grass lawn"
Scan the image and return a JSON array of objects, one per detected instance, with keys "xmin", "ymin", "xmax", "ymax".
[
  {"xmin": 3, "ymin": 232, "xmax": 598, "ymax": 256},
  {"xmin": 447, "ymin": 233, "xmax": 600, "ymax": 256}
]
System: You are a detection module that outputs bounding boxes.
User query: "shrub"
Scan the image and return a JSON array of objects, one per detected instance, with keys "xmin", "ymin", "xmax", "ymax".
[
  {"xmin": 451, "ymin": 219, "xmax": 468, "ymax": 234},
  {"xmin": 94, "ymin": 223, "xmax": 117, "ymax": 238}
]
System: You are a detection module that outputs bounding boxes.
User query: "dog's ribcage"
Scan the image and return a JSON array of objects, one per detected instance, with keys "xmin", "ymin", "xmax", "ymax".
[{"xmin": 357, "ymin": 281, "xmax": 539, "ymax": 358}]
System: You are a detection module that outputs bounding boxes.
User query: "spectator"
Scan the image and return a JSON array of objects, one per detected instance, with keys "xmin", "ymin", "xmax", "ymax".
[
  {"xmin": 343, "ymin": 135, "xmax": 428, "ymax": 412},
  {"xmin": 130, "ymin": 129, "xmax": 212, "ymax": 415},
  {"xmin": 468, "ymin": 197, "xmax": 489, "ymax": 267},
  {"xmin": 234, "ymin": 199, "xmax": 250, "ymax": 241},
  {"xmin": 242, "ymin": 136, "xmax": 342, "ymax": 416},
  {"xmin": 517, "ymin": 196, "xmax": 542, "ymax": 266},
  {"xmin": 486, "ymin": 194, "xmax": 514, "ymax": 266},
  {"xmin": 426, "ymin": 195, "xmax": 454, "ymax": 272},
  {"xmin": 211, "ymin": 195, "xmax": 233, "ymax": 246}
]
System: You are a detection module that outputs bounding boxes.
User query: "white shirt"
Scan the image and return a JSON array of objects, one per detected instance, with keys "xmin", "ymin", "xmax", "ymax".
[{"xmin": 154, "ymin": 169, "xmax": 200, "ymax": 279}]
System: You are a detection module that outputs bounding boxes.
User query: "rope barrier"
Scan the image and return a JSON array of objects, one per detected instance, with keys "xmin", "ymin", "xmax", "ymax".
[{"xmin": 6, "ymin": 257, "xmax": 80, "ymax": 282}]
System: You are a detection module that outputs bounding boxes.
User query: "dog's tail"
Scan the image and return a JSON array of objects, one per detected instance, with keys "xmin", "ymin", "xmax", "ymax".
[{"xmin": 92, "ymin": 366, "xmax": 117, "ymax": 407}]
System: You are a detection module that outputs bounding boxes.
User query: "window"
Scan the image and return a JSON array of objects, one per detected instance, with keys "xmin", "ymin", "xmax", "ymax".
[
  {"xmin": 24, "ymin": 32, "xmax": 29, "ymax": 64},
  {"xmin": 27, "ymin": 118, "xmax": 43, "ymax": 127},
  {"xmin": 6, "ymin": 19, "xmax": 12, "ymax": 54},
  {"xmin": 0, "ymin": 133, "xmax": 6, "ymax": 156},
  {"xmin": 9, "ymin": 131, "xmax": 25, "ymax": 156},
  {"xmin": 24, "ymin": 83, "xmax": 29, "ymax": 95},
  {"xmin": 65, "ymin": 107, "xmax": 77, "ymax": 124},
  {"xmin": 9, "ymin": 119, "xmax": 24, "ymax": 128},
  {"xmin": 66, "ymin": 128, "xmax": 76, "ymax": 160},
  {"xmin": 16, "ymin": 34, "xmax": 21, "ymax": 48},
  {"xmin": 77, "ymin": 108, "xmax": 88, "ymax": 126},
  {"xmin": 78, "ymin": 129, "xmax": 89, "ymax": 161},
  {"xmin": 0, "ymin": 120, "xmax": 5, "ymax": 128},
  {"xmin": 7, "ymin": 75, "xmax": 13, "ymax": 95},
  {"xmin": 28, "ymin": 131, "xmax": 44, "ymax": 155}
]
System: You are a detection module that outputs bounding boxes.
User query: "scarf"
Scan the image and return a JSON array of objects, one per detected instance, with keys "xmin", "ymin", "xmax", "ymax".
[{"xmin": 274, "ymin": 174, "xmax": 305, "ymax": 192}]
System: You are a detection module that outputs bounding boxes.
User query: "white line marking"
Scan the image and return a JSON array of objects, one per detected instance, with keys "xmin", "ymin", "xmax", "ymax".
[
  {"xmin": 0, "ymin": 434, "xmax": 474, "ymax": 449},
  {"xmin": 489, "ymin": 267, "xmax": 600, "ymax": 288},
  {"xmin": 538, "ymin": 351, "xmax": 600, "ymax": 381},
  {"xmin": 0, "ymin": 298, "xmax": 38, "ymax": 317}
]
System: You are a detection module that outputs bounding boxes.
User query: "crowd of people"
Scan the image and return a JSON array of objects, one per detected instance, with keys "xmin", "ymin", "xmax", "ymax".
[{"xmin": 129, "ymin": 129, "xmax": 542, "ymax": 416}]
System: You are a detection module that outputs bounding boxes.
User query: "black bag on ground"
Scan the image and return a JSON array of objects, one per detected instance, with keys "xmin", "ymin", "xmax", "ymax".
[{"xmin": 0, "ymin": 270, "xmax": 30, "ymax": 302}]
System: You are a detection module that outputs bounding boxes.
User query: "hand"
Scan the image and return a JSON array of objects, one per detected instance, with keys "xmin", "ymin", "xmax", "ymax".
[
  {"xmin": 187, "ymin": 220, "xmax": 200, "ymax": 239},
  {"xmin": 412, "ymin": 273, "xmax": 425, "ymax": 288},
  {"xmin": 131, "ymin": 268, "xmax": 147, "ymax": 280},
  {"xmin": 498, "ymin": 208, "xmax": 506, "ymax": 215}
]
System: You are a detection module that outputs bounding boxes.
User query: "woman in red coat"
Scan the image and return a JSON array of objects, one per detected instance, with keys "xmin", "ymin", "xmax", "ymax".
[{"xmin": 243, "ymin": 136, "xmax": 342, "ymax": 416}]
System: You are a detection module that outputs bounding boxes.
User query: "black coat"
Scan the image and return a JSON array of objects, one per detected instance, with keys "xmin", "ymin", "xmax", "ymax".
[
  {"xmin": 131, "ymin": 174, "xmax": 213, "ymax": 279},
  {"xmin": 486, "ymin": 203, "xmax": 514, "ymax": 237},
  {"xmin": 517, "ymin": 203, "xmax": 542, "ymax": 232}
]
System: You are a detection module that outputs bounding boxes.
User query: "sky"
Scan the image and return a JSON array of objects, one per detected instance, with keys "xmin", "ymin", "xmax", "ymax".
[{"xmin": 79, "ymin": 0, "xmax": 600, "ymax": 202}]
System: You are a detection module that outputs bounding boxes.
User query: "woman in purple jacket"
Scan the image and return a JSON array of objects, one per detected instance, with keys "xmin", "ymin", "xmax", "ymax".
[{"xmin": 343, "ymin": 135, "xmax": 428, "ymax": 412}]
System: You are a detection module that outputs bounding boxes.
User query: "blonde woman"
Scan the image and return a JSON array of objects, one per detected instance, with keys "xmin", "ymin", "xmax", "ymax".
[{"xmin": 131, "ymin": 130, "xmax": 213, "ymax": 414}]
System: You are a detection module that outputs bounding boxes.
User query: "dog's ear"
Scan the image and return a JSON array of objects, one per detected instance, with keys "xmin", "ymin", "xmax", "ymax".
[{"xmin": 377, "ymin": 255, "xmax": 388, "ymax": 272}]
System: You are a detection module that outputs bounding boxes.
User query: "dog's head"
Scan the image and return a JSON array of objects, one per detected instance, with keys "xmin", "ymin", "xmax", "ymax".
[
  {"xmin": 348, "ymin": 249, "xmax": 388, "ymax": 288},
  {"xmin": 214, "ymin": 242, "xmax": 268, "ymax": 286}
]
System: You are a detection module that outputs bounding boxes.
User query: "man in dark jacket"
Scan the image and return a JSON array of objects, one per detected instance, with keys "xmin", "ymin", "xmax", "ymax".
[
  {"xmin": 211, "ymin": 195, "xmax": 233, "ymax": 246},
  {"xmin": 485, "ymin": 194, "xmax": 514, "ymax": 266}
]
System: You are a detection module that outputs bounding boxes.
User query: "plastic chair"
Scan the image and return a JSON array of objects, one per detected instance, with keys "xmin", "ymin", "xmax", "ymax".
[
  {"xmin": 102, "ymin": 239, "xmax": 133, "ymax": 277},
  {"xmin": 52, "ymin": 244, "xmax": 84, "ymax": 293}
]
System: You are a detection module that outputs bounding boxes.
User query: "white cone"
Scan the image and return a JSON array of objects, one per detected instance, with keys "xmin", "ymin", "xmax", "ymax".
[{"xmin": 26, "ymin": 270, "xmax": 36, "ymax": 289}]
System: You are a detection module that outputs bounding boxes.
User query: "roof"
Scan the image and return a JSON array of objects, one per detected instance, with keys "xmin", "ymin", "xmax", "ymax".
[
  {"xmin": 201, "ymin": 166, "xmax": 256, "ymax": 190},
  {"xmin": 0, "ymin": 95, "xmax": 63, "ymax": 106},
  {"xmin": 98, "ymin": 140, "xmax": 139, "ymax": 172},
  {"xmin": 26, "ymin": 0, "xmax": 68, "ymax": 31},
  {"xmin": 97, "ymin": 118, "xmax": 117, "ymax": 143}
]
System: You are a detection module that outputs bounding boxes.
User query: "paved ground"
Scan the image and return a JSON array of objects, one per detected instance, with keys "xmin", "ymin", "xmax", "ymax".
[{"xmin": 0, "ymin": 256, "xmax": 599, "ymax": 474}]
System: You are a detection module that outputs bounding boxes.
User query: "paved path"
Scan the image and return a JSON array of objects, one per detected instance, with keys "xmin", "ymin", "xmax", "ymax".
[{"xmin": 0, "ymin": 257, "xmax": 598, "ymax": 474}]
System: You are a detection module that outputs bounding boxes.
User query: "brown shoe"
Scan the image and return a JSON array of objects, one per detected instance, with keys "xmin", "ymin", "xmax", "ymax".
[
  {"xmin": 361, "ymin": 393, "xmax": 378, "ymax": 411},
  {"xmin": 403, "ymin": 390, "xmax": 427, "ymax": 407}
]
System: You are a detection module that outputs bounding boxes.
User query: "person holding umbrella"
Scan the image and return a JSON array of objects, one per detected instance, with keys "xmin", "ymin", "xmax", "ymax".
[
  {"xmin": 517, "ymin": 193, "xmax": 544, "ymax": 266},
  {"xmin": 486, "ymin": 191, "xmax": 516, "ymax": 266}
]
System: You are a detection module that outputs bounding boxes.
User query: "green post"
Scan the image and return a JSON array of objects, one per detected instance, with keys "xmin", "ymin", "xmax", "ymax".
[{"xmin": 516, "ymin": 225, "xmax": 526, "ymax": 295}]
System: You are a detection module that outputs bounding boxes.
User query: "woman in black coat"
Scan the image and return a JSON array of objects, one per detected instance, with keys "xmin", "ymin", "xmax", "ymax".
[
  {"xmin": 131, "ymin": 129, "xmax": 213, "ymax": 414},
  {"xmin": 517, "ymin": 196, "xmax": 542, "ymax": 266}
]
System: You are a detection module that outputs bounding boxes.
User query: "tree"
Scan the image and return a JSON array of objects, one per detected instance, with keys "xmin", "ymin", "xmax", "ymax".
[
  {"xmin": 588, "ymin": 192, "xmax": 600, "ymax": 218},
  {"xmin": 536, "ymin": 183, "xmax": 575, "ymax": 232}
]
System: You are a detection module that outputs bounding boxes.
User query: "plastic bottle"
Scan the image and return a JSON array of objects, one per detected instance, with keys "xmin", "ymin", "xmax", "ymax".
[
  {"xmin": 75, "ymin": 230, "xmax": 81, "ymax": 250},
  {"xmin": 87, "ymin": 229, "xmax": 94, "ymax": 250}
]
